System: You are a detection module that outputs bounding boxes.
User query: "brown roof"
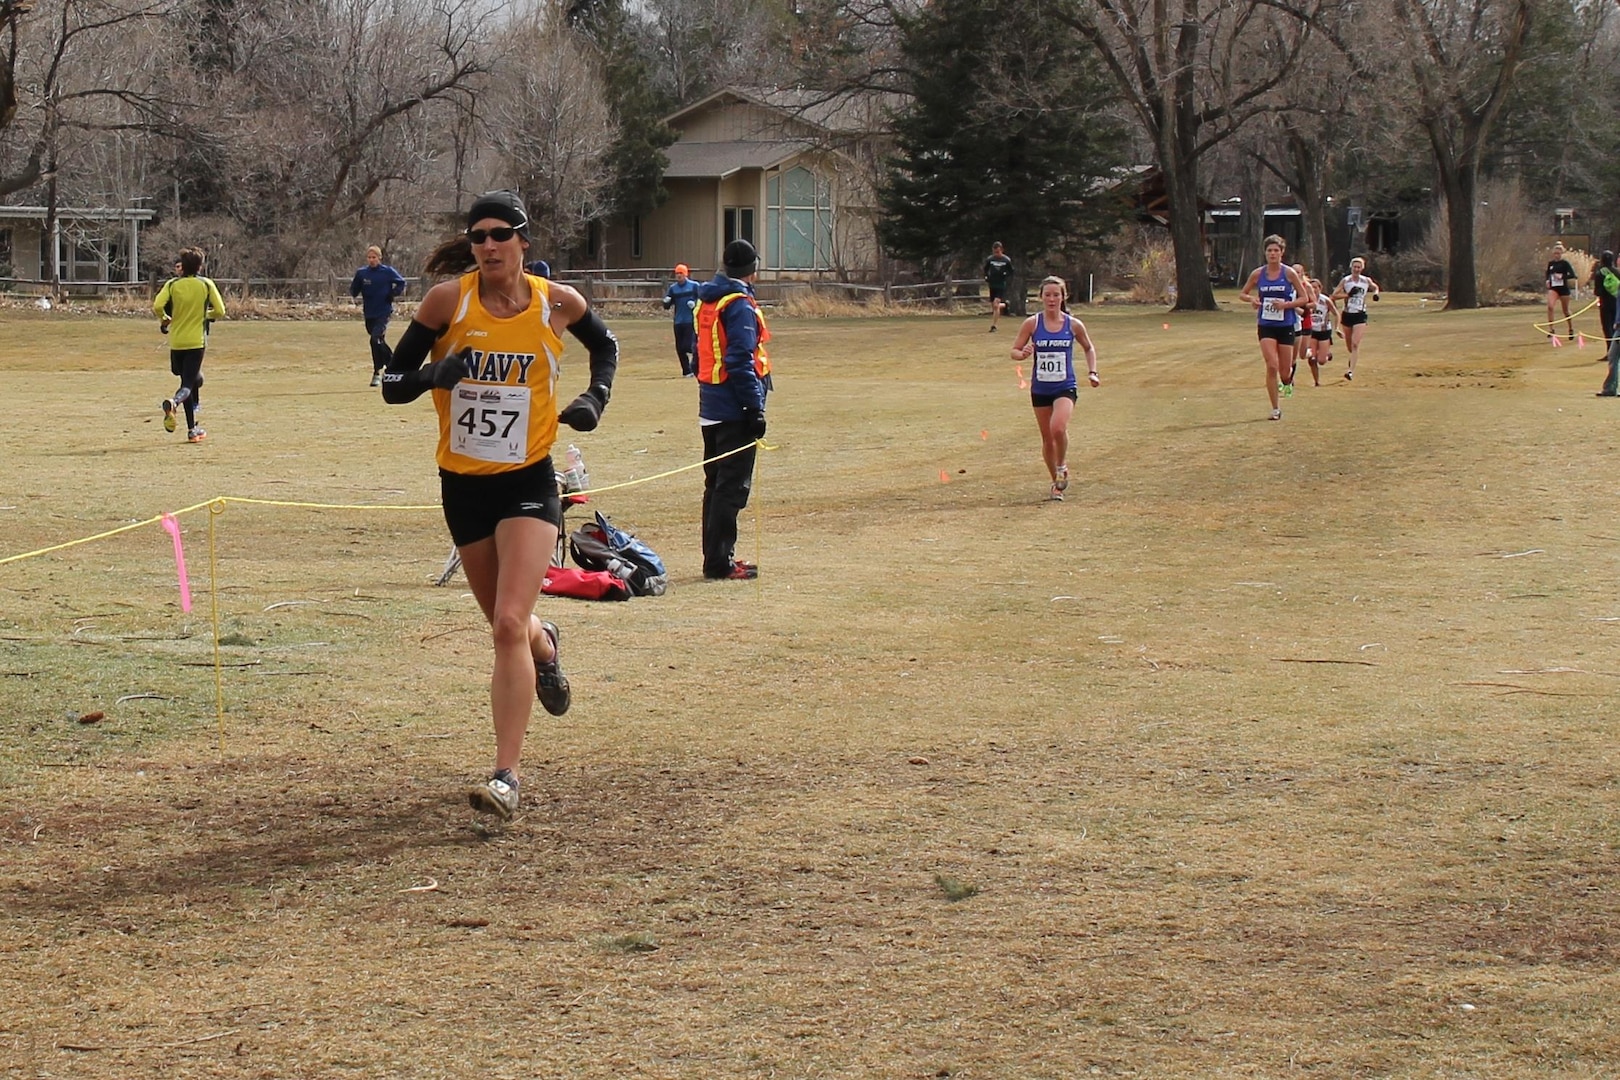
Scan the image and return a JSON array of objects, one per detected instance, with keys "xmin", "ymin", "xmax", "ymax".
[
  {"xmin": 662, "ymin": 140, "xmax": 809, "ymax": 180},
  {"xmin": 664, "ymin": 86, "xmax": 903, "ymax": 137}
]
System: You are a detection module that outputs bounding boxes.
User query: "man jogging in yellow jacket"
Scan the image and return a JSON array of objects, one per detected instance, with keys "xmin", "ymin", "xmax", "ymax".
[{"xmin": 154, "ymin": 247, "xmax": 226, "ymax": 443}]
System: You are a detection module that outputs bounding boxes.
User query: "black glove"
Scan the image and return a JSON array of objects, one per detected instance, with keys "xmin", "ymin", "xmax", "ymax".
[
  {"xmin": 741, "ymin": 408, "xmax": 767, "ymax": 440},
  {"xmin": 425, "ymin": 348, "xmax": 471, "ymax": 391},
  {"xmin": 559, "ymin": 385, "xmax": 609, "ymax": 431}
]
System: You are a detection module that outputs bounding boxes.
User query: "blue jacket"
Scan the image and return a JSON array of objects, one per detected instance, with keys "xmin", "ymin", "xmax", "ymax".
[
  {"xmin": 350, "ymin": 263, "xmax": 407, "ymax": 319},
  {"xmin": 697, "ymin": 273, "xmax": 768, "ymax": 423},
  {"xmin": 663, "ymin": 278, "xmax": 700, "ymax": 326}
]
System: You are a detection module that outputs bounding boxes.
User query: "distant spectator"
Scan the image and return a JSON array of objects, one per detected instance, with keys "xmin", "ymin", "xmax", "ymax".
[
  {"xmin": 1588, "ymin": 250, "xmax": 1617, "ymax": 346},
  {"xmin": 662, "ymin": 263, "xmax": 700, "ymax": 377}
]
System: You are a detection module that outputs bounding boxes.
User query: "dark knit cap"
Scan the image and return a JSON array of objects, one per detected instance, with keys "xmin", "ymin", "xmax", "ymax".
[
  {"xmin": 467, "ymin": 190, "xmax": 529, "ymax": 235},
  {"xmin": 723, "ymin": 239, "xmax": 759, "ymax": 278}
]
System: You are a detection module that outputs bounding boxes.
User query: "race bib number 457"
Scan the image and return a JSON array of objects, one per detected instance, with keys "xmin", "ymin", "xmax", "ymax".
[{"xmin": 450, "ymin": 384, "xmax": 530, "ymax": 464}]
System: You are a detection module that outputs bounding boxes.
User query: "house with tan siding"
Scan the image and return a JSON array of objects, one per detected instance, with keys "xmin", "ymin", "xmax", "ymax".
[{"xmin": 599, "ymin": 86, "xmax": 897, "ymax": 281}]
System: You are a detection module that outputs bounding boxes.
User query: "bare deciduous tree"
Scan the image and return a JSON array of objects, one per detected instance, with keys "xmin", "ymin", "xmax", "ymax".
[
  {"xmin": 1388, "ymin": 0, "xmax": 1533, "ymax": 309},
  {"xmin": 1, "ymin": 0, "xmax": 176, "ymax": 201},
  {"xmin": 1056, "ymin": 0, "xmax": 1329, "ymax": 311},
  {"xmin": 179, "ymin": 0, "xmax": 488, "ymax": 273},
  {"xmin": 483, "ymin": 12, "xmax": 617, "ymax": 255}
]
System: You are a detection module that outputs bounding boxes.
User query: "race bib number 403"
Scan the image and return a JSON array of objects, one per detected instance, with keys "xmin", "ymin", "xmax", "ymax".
[{"xmin": 450, "ymin": 384, "xmax": 530, "ymax": 464}]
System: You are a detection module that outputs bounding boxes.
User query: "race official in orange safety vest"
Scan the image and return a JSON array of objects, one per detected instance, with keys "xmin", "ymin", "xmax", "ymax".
[{"xmin": 696, "ymin": 239, "xmax": 773, "ymax": 581}]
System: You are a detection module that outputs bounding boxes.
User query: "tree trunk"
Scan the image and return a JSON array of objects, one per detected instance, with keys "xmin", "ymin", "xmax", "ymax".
[
  {"xmin": 1440, "ymin": 162, "xmax": 1479, "ymax": 309},
  {"xmin": 1165, "ymin": 155, "xmax": 1215, "ymax": 310},
  {"xmin": 1237, "ymin": 156, "xmax": 1264, "ymax": 285},
  {"xmin": 1287, "ymin": 131, "xmax": 1329, "ymax": 277}
]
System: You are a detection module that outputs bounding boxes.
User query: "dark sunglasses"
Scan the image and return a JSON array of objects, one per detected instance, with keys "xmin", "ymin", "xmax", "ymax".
[{"xmin": 466, "ymin": 226, "xmax": 521, "ymax": 244}]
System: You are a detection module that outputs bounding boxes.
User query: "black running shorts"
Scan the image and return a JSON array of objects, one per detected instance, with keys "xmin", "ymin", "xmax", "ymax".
[
  {"xmin": 440, "ymin": 456, "xmax": 562, "ymax": 548},
  {"xmin": 1031, "ymin": 388, "xmax": 1079, "ymax": 408},
  {"xmin": 1258, "ymin": 325, "xmax": 1296, "ymax": 345}
]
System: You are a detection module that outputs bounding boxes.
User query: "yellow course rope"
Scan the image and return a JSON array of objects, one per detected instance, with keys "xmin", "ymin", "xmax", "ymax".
[
  {"xmin": 0, "ymin": 441, "xmax": 767, "ymax": 567},
  {"xmin": 0, "ymin": 439, "xmax": 773, "ymax": 753},
  {"xmin": 1532, "ymin": 297, "xmax": 1600, "ymax": 334}
]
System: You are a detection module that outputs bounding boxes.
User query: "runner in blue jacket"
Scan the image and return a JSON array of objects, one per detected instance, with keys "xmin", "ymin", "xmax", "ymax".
[{"xmin": 350, "ymin": 245, "xmax": 407, "ymax": 386}]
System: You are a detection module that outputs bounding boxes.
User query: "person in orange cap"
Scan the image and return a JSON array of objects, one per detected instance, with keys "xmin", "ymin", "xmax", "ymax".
[{"xmin": 662, "ymin": 262, "xmax": 701, "ymax": 376}]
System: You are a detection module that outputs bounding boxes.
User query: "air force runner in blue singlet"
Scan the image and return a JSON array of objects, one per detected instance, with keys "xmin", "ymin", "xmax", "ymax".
[
  {"xmin": 1030, "ymin": 312, "xmax": 1078, "ymax": 396},
  {"xmin": 1255, "ymin": 265, "xmax": 1297, "ymax": 342}
]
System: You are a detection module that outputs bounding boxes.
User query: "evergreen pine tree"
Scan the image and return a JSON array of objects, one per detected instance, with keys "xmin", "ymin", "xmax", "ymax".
[{"xmin": 879, "ymin": 0, "xmax": 1126, "ymax": 304}]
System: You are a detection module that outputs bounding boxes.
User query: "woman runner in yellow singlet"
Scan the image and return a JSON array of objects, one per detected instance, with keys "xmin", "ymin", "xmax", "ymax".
[{"xmin": 381, "ymin": 191, "xmax": 620, "ymax": 820}]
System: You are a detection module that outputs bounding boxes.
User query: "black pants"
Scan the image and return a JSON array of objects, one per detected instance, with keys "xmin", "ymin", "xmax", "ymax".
[
  {"xmin": 674, "ymin": 323, "xmax": 696, "ymax": 376},
  {"xmin": 169, "ymin": 348, "xmax": 205, "ymax": 428},
  {"xmin": 701, "ymin": 421, "xmax": 757, "ymax": 577},
  {"xmin": 1600, "ymin": 297, "xmax": 1616, "ymax": 345},
  {"xmin": 366, "ymin": 315, "xmax": 391, "ymax": 372}
]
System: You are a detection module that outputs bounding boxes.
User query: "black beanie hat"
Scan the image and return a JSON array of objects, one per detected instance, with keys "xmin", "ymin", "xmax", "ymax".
[
  {"xmin": 467, "ymin": 190, "xmax": 529, "ymax": 236},
  {"xmin": 723, "ymin": 238, "xmax": 759, "ymax": 278}
]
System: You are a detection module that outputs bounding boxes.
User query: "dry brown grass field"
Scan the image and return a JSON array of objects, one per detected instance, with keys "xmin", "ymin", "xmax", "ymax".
[{"xmin": 1, "ymin": 295, "xmax": 1618, "ymax": 1079}]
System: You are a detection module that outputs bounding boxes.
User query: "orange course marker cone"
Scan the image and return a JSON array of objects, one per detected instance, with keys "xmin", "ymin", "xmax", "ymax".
[
  {"xmin": 1577, "ymin": 333, "xmax": 1587, "ymax": 348},
  {"xmin": 939, "ymin": 470, "xmax": 950, "ymax": 484}
]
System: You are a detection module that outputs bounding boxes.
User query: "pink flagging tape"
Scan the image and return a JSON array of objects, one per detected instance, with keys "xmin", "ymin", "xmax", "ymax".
[{"xmin": 160, "ymin": 513, "xmax": 192, "ymax": 613}]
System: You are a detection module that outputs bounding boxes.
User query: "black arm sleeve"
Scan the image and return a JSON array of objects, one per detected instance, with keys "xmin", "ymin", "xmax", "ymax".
[
  {"xmin": 566, "ymin": 308, "xmax": 618, "ymax": 398},
  {"xmin": 380, "ymin": 319, "xmax": 446, "ymax": 404}
]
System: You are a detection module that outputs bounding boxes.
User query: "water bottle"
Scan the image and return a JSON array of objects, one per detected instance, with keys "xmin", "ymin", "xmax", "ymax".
[{"xmin": 563, "ymin": 444, "xmax": 588, "ymax": 492}]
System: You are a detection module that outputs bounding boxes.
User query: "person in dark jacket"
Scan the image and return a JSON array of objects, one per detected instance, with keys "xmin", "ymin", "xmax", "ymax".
[
  {"xmin": 694, "ymin": 240, "xmax": 772, "ymax": 580},
  {"xmin": 1587, "ymin": 250, "xmax": 1617, "ymax": 348},
  {"xmin": 662, "ymin": 263, "xmax": 701, "ymax": 377},
  {"xmin": 350, "ymin": 245, "xmax": 408, "ymax": 386}
]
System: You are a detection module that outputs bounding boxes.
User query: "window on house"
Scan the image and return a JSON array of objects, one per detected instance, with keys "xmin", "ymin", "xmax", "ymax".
[
  {"xmin": 631, "ymin": 215, "xmax": 643, "ymax": 260},
  {"xmin": 723, "ymin": 207, "xmax": 755, "ymax": 246},
  {"xmin": 72, "ymin": 238, "xmax": 102, "ymax": 282},
  {"xmin": 766, "ymin": 166, "xmax": 832, "ymax": 270},
  {"xmin": 1365, "ymin": 217, "xmax": 1398, "ymax": 253}
]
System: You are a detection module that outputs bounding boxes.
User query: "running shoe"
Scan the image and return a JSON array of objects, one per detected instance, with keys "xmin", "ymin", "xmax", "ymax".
[
  {"xmin": 1344, "ymin": 370, "xmax": 1354, "ymax": 382},
  {"xmin": 1270, "ymin": 409, "xmax": 1282, "ymax": 421},
  {"xmin": 1054, "ymin": 464, "xmax": 1070, "ymax": 493},
  {"xmin": 1050, "ymin": 483, "xmax": 1064, "ymax": 501},
  {"xmin": 534, "ymin": 621, "xmax": 571, "ymax": 717},
  {"xmin": 1282, "ymin": 380, "xmax": 1294, "ymax": 398},
  {"xmin": 187, "ymin": 427, "xmax": 207, "ymax": 443},
  {"xmin": 161, "ymin": 398, "xmax": 176, "ymax": 432},
  {"xmin": 469, "ymin": 769, "xmax": 519, "ymax": 819},
  {"xmin": 370, "ymin": 371, "xmax": 383, "ymax": 387},
  {"xmin": 707, "ymin": 562, "xmax": 758, "ymax": 581}
]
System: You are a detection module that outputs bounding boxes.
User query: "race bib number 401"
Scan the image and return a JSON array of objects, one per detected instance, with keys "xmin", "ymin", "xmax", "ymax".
[
  {"xmin": 450, "ymin": 384, "xmax": 530, "ymax": 464},
  {"xmin": 1261, "ymin": 297, "xmax": 1286, "ymax": 322},
  {"xmin": 1034, "ymin": 351, "xmax": 1069, "ymax": 382}
]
